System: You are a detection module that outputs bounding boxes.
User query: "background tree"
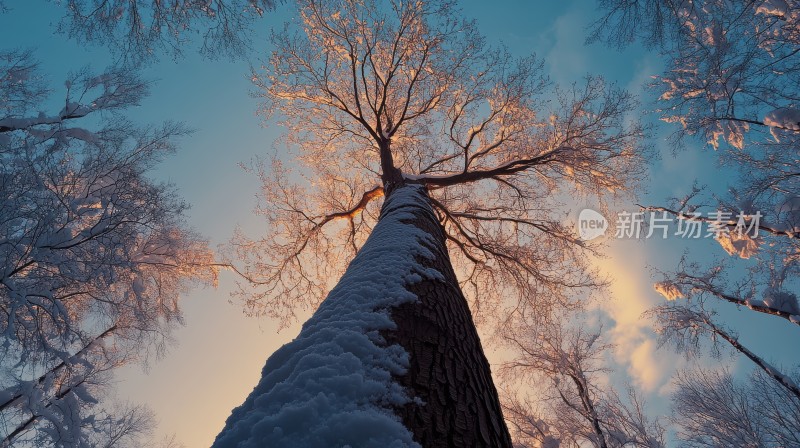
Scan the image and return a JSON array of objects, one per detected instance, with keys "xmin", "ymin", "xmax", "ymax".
[
  {"xmin": 0, "ymin": 1, "xmax": 284, "ymax": 446},
  {"xmin": 39, "ymin": 0, "xmax": 280, "ymax": 65},
  {"xmin": 592, "ymin": 1, "xmax": 800, "ymax": 445},
  {"xmin": 0, "ymin": 50, "xmax": 217, "ymax": 446},
  {"xmin": 218, "ymin": 0, "xmax": 646, "ymax": 445},
  {"xmin": 671, "ymin": 367, "xmax": 800, "ymax": 447},
  {"xmin": 591, "ymin": 0, "xmax": 800, "ymax": 209},
  {"xmin": 501, "ymin": 314, "xmax": 665, "ymax": 448}
]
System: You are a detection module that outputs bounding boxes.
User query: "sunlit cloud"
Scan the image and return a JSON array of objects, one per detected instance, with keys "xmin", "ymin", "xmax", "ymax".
[{"xmin": 594, "ymin": 239, "xmax": 685, "ymax": 394}]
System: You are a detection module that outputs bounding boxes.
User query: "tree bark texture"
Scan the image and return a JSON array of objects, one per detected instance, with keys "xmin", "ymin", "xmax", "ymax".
[
  {"xmin": 212, "ymin": 182, "xmax": 512, "ymax": 447},
  {"xmin": 384, "ymin": 182, "xmax": 513, "ymax": 448}
]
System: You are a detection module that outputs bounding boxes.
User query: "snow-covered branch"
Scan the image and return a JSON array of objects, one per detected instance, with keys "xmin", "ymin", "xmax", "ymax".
[
  {"xmin": 655, "ymin": 266, "xmax": 800, "ymax": 325},
  {"xmin": 650, "ymin": 303, "xmax": 800, "ymax": 400}
]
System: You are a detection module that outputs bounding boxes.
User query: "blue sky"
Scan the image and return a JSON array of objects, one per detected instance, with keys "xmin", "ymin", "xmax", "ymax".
[{"xmin": 3, "ymin": 0, "xmax": 798, "ymax": 445}]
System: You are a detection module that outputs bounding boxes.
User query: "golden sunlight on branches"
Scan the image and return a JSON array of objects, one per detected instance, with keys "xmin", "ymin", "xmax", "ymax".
[{"xmin": 229, "ymin": 0, "xmax": 647, "ymax": 335}]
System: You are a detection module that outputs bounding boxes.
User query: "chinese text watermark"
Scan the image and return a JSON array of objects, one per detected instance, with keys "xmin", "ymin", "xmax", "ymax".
[{"xmin": 577, "ymin": 209, "xmax": 762, "ymax": 241}]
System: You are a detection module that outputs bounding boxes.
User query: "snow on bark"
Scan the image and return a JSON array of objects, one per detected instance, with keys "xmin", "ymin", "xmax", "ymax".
[
  {"xmin": 654, "ymin": 281, "xmax": 685, "ymax": 300},
  {"xmin": 212, "ymin": 184, "xmax": 445, "ymax": 448},
  {"xmin": 715, "ymin": 232, "xmax": 760, "ymax": 259},
  {"xmin": 759, "ymin": 358, "xmax": 800, "ymax": 393},
  {"xmin": 764, "ymin": 107, "xmax": 800, "ymax": 131},
  {"xmin": 756, "ymin": 0, "xmax": 791, "ymax": 17},
  {"xmin": 762, "ymin": 288, "xmax": 800, "ymax": 315}
]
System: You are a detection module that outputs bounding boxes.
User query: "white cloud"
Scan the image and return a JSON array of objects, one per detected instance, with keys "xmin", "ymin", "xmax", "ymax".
[
  {"xmin": 543, "ymin": 7, "xmax": 591, "ymax": 82},
  {"xmin": 593, "ymin": 238, "xmax": 684, "ymax": 394}
]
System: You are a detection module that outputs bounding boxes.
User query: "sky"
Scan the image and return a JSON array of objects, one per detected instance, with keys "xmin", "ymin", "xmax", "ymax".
[{"xmin": 2, "ymin": 0, "xmax": 799, "ymax": 446}]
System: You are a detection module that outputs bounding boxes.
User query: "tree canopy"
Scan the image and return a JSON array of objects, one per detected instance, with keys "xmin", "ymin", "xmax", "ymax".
[
  {"xmin": 230, "ymin": 0, "xmax": 647, "ymax": 327},
  {"xmin": 50, "ymin": 0, "xmax": 279, "ymax": 64}
]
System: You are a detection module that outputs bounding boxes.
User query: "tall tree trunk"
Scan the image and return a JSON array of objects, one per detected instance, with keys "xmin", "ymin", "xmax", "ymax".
[
  {"xmin": 213, "ymin": 182, "xmax": 511, "ymax": 447},
  {"xmin": 384, "ymin": 182, "xmax": 513, "ymax": 447}
]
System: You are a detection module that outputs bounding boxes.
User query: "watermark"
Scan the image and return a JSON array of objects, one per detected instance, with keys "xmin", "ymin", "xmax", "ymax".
[
  {"xmin": 577, "ymin": 208, "xmax": 609, "ymax": 241},
  {"xmin": 576, "ymin": 209, "xmax": 762, "ymax": 241}
]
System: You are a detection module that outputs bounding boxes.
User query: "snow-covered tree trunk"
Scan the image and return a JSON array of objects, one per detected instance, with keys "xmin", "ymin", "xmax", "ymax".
[
  {"xmin": 382, "ymin": 182, "xmax": 513, "ymax": 448},
  {"xmin": 213, "ymin": 182, "xmax": 511, "ymax": 447}
]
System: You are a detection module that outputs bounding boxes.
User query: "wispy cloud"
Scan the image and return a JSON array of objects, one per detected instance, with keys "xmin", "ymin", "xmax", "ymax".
[{"xmin": 595, "ymin": 239, "xmax": 685, "ymax": 394}]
